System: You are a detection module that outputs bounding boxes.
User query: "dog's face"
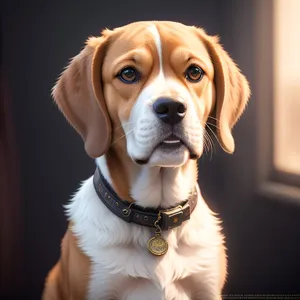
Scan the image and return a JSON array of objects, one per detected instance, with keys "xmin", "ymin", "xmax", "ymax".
[
  {"xmin": 102, "ymin": 22, "xmax": 215, "ymax": 167},
  {"xmin": 53, "ymin": 21, "xmax": 250, "ymax": 165}
]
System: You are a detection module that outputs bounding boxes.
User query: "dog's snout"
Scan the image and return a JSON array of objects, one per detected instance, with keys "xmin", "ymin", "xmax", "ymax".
[{"xmin": 153, "ymin": 98, "xmax": 187, "ymax": 125}]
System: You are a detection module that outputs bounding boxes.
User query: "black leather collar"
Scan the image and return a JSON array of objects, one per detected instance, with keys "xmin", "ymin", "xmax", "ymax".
[{"xmin": 93, "ymin": 167, "xmax": 198, "ymax": 231}]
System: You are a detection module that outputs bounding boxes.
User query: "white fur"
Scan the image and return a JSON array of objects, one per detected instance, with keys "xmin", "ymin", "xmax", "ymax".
[
  {"xmin": 66, "ymin": 175, "xmax": 224, "ymax": 300},
  {"xmin": 148, "ymin": 25, "xmax": 164, "ymax": 73}
]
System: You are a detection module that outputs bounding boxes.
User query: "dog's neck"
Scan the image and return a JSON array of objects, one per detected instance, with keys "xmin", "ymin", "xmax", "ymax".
[{"xmin": 96, "ymin": 148, "xmax": 198, "ymax": 209}]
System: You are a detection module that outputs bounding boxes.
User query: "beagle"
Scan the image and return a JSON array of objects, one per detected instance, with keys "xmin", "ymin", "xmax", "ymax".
[{"xmin": 43, "ymin": 21, "xmax": 250, "ymax": 300}]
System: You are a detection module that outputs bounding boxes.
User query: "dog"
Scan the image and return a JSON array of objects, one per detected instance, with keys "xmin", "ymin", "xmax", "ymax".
[{"xmin": 43, "ymin": 21, "xmax": 250, "ymax": 300}]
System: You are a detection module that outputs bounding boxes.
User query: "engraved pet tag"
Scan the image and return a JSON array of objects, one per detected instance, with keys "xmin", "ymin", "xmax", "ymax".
[{"xmin": 147, "ymin": 235, "xmax": 168, "ymax": 256}]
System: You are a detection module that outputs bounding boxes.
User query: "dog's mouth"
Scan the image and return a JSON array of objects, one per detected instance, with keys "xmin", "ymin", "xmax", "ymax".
[
  {"xmin": 134, "ymin": 134, "xmax": 199, "ymax": 165},
  {"xmin": 160, "ymin": 134, "xmax": 182, "ymax": 148}
]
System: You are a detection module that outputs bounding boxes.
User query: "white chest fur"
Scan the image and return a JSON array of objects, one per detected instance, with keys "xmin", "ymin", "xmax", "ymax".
[{"xmin": 66, "ymin": 177, "xmax": 224, "ymax": 300}]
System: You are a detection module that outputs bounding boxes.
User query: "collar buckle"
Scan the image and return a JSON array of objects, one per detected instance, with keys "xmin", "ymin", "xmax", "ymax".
[{"xmin": 161, "ymin": 205, "xmax": 189, "ymax": 230}]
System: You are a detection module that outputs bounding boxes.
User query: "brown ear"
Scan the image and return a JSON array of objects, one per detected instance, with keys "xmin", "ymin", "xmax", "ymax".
[
  {"xmin": 52, "ymin": 36, "xmax": 111, "ymax": 158},
  {"xmin": 195, "ymin": 28, "xmax": 250, "ymax": 154}
]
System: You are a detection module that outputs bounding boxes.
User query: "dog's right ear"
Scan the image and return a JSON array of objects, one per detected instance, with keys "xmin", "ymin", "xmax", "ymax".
[
  {"xmin": 194, "ymin": 27, "xmax": 250, "ymax": 154},
  {"xmin": 52, "ymin": 34, "xmax": 111, "ymax": 158}
]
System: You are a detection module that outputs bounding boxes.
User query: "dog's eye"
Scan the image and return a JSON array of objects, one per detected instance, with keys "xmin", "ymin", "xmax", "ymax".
[
  {"xmin": 117, "ymin": 67, "xmax": 139, "ymax": 84},
  {"xmin": 185, "ymin": 65, "xmax": 204, "ymax": 83}
]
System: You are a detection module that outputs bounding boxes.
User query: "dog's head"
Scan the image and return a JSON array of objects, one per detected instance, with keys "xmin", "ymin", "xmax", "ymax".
[{"xmin": 53, "ymin": 21, "xmax": 250, "ymax": 167}]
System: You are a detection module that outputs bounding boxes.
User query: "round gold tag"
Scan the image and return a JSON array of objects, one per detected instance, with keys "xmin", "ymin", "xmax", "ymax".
[{"xmin": 147, "ymin": 235, "xmax": 168, "ymax": 256}]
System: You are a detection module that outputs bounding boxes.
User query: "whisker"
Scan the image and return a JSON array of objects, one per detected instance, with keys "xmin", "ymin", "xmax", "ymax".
[
  {"xmin": 205, "ymin": 122, "xmax": 221, "ymax": 155},
  {"xmin": 210, "ymin": 135, "xmax": 216, "ymax": 156},
  {"xmin": 204, "ymin": 130, "xmax": 213, "ymax": 158},
  {"xmin": 199, "ymin": 123, "xmax": 217, "ymax": 161},
  {"xmin": 203, "ymin": 136, "xmax": 208, "ymax": 155},
  {"xmin": 203, "ymin": 137, "xmax": 207, "ymax": 153},
  {"xmin": 204, "ymin": 132, "xmax": 211, "ymax": 153},
  {"xmin": 205, "ymin": 121, "xmax": 220, "ymax": 130},
  {"xmin": 113, "ymin": 121, "xmax": 136, "ymax": 132},
  {"xmin": 205, "ymin": 129, "xmax": 215, "ymax": 160},
  {"xmin": 110, "ymin": 128, "xmax": 135, "ymax": 146},
  {"xmin": 206, "ymin": 128, "xmax": 215, "ymax": 150},
  {"xmin": 201, "ymin": 129, "xmax": 209, "ymax": 158},
  {"xmin": 207, "ymin": 116, "xmax": 219, "ymax": 122},
  {"xmin": 206, "ymin": 124, "xmax": 228, "ymax": 152}
]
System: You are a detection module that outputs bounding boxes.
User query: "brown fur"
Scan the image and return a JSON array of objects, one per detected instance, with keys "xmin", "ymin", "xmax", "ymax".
[{"xmin": 42, "ymin": 224, "xmax": 90, "ymax": 300}]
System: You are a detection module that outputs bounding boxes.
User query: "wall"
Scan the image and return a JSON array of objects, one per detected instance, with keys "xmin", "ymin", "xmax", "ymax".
[{"xmin": 4, "ymin": 0, "xmax": 300, "ymax": 298}]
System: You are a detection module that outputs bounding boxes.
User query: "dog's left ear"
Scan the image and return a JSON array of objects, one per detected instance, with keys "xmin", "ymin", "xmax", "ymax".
[
  {"xmin": 195, "ymin": 28, "xmax": 251, "ymax": 154},
  {"xmin": 52, "ymin": 34, "xmax": 112, "ymax": 158}
]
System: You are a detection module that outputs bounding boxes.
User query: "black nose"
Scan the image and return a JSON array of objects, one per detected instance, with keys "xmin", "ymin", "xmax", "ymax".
[{"xmin": 153, "ymin": 98, "xmax": 187, "ymax": 125}]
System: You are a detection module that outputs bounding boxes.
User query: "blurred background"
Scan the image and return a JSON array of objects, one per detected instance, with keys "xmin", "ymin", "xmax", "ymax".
[{"xmin": 1, "ymin": 0, "xmax": 300, "ymax": 299}]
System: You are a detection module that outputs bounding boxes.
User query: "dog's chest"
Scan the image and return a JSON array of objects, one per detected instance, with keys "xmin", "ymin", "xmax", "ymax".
[
  {"xmin": 87, "ymin": 237, "xmax": 218, "ymax": 300},
  {"xmin": 88, "ymin": 271, "xmax": 202, "ymax": 300},
  {"xmin": 67, "ymin": 177, "xmax": 222, "ymax": 300}
]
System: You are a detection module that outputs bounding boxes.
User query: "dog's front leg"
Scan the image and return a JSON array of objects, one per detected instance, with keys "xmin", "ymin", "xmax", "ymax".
[
  {"xmin": 42, "ymin": 261, "xmax": 69, "ymax": 300},
  {"xmin": 43, "ymin": 227, "xmax": 91, "ymax": 300}
]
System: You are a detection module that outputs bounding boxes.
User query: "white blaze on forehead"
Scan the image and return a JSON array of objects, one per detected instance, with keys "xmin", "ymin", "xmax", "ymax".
[
  {"xmin": 130, "ymin": 23, "xmax": 193, "ymax": 106},
  {"xmin": 147, "ymin": 24, "xmax": 164, "ymax": 76},
  {"xmin": 145, "ymin": 24, "xmax": 190, "ymax": 100}
]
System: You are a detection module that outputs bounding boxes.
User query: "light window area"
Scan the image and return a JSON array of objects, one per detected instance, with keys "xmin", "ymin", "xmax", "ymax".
[{"xmin": 273, "ymin": 0, "xmax": 300, "ymax": 175}]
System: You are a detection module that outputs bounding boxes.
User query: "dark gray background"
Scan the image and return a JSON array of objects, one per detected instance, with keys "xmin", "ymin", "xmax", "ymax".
[{"xmin": 1, "ymin": 0, "xmax": 300, "ymax": 299}]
